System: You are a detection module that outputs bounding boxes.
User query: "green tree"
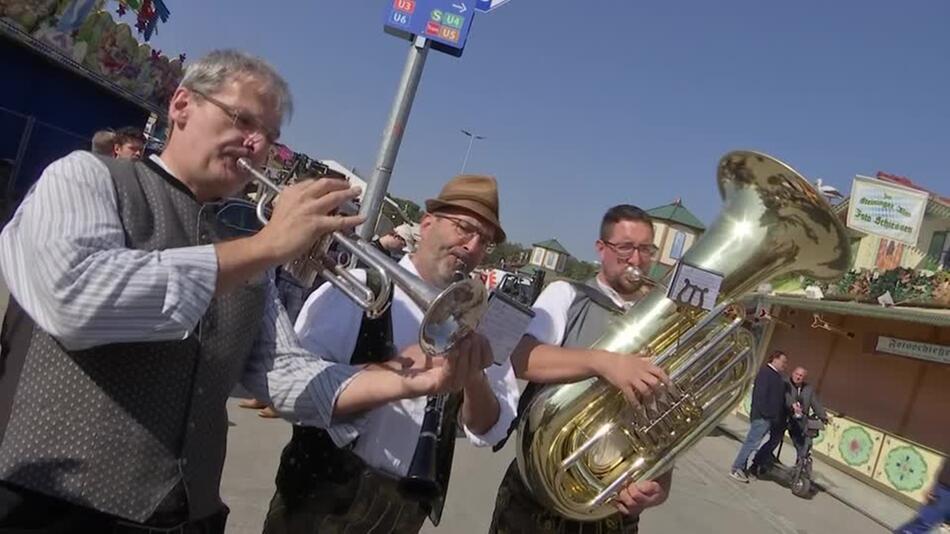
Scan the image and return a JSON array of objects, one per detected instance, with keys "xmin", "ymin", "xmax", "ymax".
[
  {"xmin": 483, "ymin": 241, "xmax": 529, "ymax": 267},
  {"xmin": 383, "ymin": 195, "xmax": 423, "ymax": 224},
  {"xmin": 562, "ymin": 256, "xmax": 599, "ymax": 281}
]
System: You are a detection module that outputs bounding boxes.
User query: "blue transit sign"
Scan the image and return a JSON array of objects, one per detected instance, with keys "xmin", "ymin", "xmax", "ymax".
[{"xmin": 384, "ymin": 0, "xmax": 475, "ymax": 57}]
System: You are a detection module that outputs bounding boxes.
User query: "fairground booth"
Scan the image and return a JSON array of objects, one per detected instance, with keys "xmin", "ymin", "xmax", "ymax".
[
  {"xmin": 1, "ymin": 0, "xmax": 180, "ymax": 219},
  {"xmin": 738, "ymin": 171, "xmax": 949, "ymax": 507}
]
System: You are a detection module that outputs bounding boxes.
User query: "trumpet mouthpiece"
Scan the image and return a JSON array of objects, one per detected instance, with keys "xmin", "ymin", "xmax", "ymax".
[{"xmin": 236, "ymin": 157, "xmax": 259, "ymax": 176}]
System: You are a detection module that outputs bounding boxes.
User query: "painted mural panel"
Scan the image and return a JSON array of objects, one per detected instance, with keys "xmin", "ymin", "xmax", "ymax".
[
  {"xmin": 828, "ymin": 421, "xmax": 885, "ymax": 477},
  {"xmin": 811, "ymin": 414, "xmax": 841, "ymax": 460},
  {"xmin": 872, "ymin": 434, "xmax": 945, "ymax": 504},
  {"xmin": 1, "ymin": 0, "xmax": 181, "ymax": 110}
]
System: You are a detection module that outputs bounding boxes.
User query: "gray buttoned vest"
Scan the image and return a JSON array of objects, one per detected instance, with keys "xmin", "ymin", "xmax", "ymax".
[
  {"xmin": 560, "ymin": 279, "xmax": 624, "ymax": 350},
  {"xmin": 0, "ymin": 156, "xmax": 266, "ymax": 523},
  {"xmin": 500, "ymin": 279, "xmax": 623, "ymax": 451}
]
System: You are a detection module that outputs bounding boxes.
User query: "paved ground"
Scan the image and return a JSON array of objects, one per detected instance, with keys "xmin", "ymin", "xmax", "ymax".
[
  {"xmin": 221, "ymin": 398, "xmax": 891, "ymax": 534},
  {"xmin": 0, "ymin": 278, "xmax": 906, "ymax": 533}
]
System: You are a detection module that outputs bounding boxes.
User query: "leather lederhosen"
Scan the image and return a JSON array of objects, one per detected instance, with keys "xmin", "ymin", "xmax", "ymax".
[{"xmin": 263, "ymin": 285, "xmax": 459, "ymax": 534}]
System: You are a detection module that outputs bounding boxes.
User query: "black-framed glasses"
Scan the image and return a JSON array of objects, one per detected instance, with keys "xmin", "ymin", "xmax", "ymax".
[
  {"xmin": 433, "ymin": 213, "xmax": 496, "ymax": 253},
  {"xmin": 602, "ymin": 240, "xmax": 658, "ymax": 259},
  {"xmin": 190, "ymin": 88, "xmax": 280, "ymax": 144}
]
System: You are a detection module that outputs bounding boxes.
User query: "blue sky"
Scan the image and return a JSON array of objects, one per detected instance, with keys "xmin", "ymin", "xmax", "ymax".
[{"xmin": 148, "ymin": 1, "xmax": 950, "ymax": 261}]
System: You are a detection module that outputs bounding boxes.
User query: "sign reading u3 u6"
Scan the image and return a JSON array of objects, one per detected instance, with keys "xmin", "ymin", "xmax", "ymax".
[{"xmin": 384, "ymin": 0, "xmax": 476, "ymax": 57}]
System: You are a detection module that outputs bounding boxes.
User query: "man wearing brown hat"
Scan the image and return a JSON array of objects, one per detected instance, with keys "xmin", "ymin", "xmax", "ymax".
[{"xmin": 263, "ymin": 175, "xmax": 519, "ymax": 534}]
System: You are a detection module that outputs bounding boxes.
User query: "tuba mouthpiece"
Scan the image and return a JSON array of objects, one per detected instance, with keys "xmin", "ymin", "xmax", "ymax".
[{"xmin": 623, "ymin": 266, "xmax": 644, "ymax": 283}]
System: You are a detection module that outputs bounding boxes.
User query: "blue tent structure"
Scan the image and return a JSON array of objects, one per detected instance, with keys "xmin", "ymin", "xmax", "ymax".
[{"xmin": 1, "ymin": 21, "xmax": 156, "ymax": 221}]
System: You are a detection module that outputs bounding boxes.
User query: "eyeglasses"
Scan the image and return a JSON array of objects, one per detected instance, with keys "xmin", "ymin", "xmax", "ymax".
[
  {"xmin": 434, "ymin": 213, "xmax": 496, "ymax": 253},
  {"xmin": 190, "ymin": 88, "xmax": 280, "ymax": 144},
  {"xmin": 602, "ymin": 240, "xmax": 658, "ymax": 259}
]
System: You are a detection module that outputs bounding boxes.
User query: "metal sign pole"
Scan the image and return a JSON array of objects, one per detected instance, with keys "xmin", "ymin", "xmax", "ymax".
[
  {"xmin": 357, "ymin": 36, "xmax": 431, "ymax": 241},
  {"xmin": 460, "ymin": 133, "xmax": 476, "ymax": 174}
]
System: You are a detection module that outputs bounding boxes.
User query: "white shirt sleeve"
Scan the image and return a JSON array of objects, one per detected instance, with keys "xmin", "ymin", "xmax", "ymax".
[
  {"xmin": 0, "ymin": 151, "xmax": 218, "ymax": 351},
  {"xmin": 525, "ymin": 281, "xmax": 578, "ymax": 345},
  {"xmin": 462, "ymin": 283, "xmax": 577, "ymax": 447},
  {"xmin": 293, "ymin": 274, "xmax": 366, "ymax": 365},
  {"xmin": 461, "ymin": 359, "xmax": 520, "ymax": 447}
]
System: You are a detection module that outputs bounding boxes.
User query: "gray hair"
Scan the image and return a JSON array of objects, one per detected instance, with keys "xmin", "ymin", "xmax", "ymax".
[
  {"xmin": 91, "ymin": 130, "xmax": 115, "ymax": 155},
  {"xmin": 179, "ymin": 49, "xmax": 293, "ymax": 124}
]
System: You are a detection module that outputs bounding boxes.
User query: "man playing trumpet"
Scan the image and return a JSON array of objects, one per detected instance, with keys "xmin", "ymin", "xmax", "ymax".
[
  {"xmin": 263, "ymin": 175, "xmax": 520, "ymax": 534},
  {"xmin": 490, "ymin": 204, "xmax": 673, "ymax": 534},
  {"xmin": 0, "ymin": 49, "xmax": 479, "ymax": 533}
]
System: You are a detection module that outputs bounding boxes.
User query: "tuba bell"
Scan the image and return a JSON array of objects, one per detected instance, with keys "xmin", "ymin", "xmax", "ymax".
[{"xmin": 515, "ymin": 150, "xmax": 852, "ymax": 521}]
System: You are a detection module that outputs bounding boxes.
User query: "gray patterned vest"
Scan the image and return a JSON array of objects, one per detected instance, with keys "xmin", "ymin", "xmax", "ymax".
[{"xmin": 0, "ymin": 156, "xmax": 266, "ymax": 523}]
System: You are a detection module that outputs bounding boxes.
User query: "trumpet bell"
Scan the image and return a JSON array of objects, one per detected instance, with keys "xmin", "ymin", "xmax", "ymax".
[{"xmin": 419, "ymin": 278, "xmax": 487, "ymax": 355}]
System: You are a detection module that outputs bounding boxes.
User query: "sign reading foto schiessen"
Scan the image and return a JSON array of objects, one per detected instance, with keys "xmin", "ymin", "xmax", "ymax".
[
  {"xmin": 847, "ymin": 176, "xmax": 929, "ymax": 245},
  {"xmin": 876, "ymin": 336, "xmax": 950, "ymax": 365}
]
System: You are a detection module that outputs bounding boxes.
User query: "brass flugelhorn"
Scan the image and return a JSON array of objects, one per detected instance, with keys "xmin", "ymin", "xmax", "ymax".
[{"xmin": 238, "ymin": 158, "xmax": 487, "ymax": 355}]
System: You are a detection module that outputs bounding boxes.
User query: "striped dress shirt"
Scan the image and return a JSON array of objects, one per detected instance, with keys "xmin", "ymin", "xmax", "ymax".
[{"xmin": 0, "ymin": 151, "xmax": 362, "ymax": 444}]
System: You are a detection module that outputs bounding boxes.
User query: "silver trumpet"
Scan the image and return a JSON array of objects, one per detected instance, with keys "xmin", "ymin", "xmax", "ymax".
[
  {"xmin": 238, "ymin": 158, "xmax": 392, "ymax": 318},
  {"xmin": 237, "ymin": 158, "xmax": 487, "ymax": 355}
]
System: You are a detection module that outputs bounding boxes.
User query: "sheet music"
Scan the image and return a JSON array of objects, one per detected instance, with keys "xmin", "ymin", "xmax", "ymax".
[
  {"xmin": 666, "ymin": 262, "xmax": 724, "ymax": 312},
  {"xmin": 476, "ymin": 291, "xmax": 534, "ymax": 365}
]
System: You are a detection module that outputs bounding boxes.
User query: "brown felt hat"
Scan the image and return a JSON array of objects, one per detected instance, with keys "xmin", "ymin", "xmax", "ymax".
[{"xmin": 424, "ymin": 174, "xmax": 506, "ymax": 243}]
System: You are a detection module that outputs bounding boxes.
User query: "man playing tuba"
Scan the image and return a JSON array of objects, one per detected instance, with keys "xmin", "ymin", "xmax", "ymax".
[{"xmin": 491, "ymin": 204, "xmax": 673, "ymax": 534}]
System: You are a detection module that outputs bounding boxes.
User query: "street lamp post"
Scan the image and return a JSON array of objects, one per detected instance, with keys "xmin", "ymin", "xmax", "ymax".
[{"xmin": 460, "ymin": 129, "xmax": 486, "ymax": 174}]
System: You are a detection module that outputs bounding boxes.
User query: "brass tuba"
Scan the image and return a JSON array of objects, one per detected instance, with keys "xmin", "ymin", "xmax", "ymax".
[{"xmin": 515, "ymin": 151, "xmax": 851, "ymax": 521}]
